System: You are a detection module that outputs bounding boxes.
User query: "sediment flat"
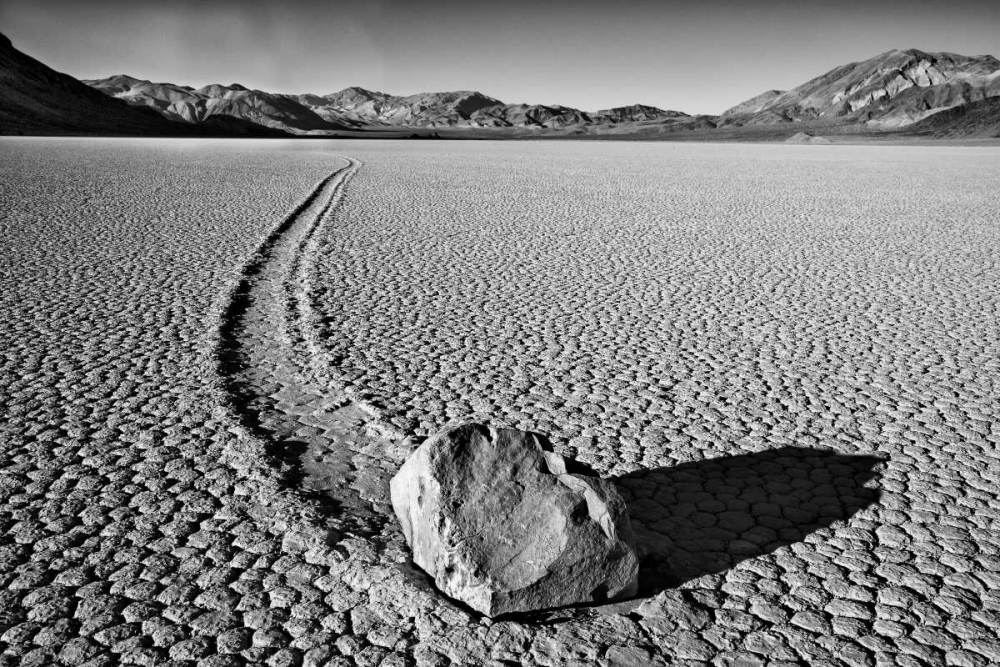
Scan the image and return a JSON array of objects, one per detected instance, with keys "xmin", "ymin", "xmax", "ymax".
[{"xmin": 2, "ymin": 138, "xmax": 999, "ymax": 667}]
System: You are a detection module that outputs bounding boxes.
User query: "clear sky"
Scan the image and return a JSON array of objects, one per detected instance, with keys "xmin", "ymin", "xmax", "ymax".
[{"xmin": 2, "ymin": 0, "xmax": 998, "ymax": 115}]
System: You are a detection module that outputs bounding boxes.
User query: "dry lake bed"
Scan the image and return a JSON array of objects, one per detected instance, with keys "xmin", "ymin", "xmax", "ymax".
[{"xmin": 2, "ymin": 138, "xmax": 1000, "ymax": 666}]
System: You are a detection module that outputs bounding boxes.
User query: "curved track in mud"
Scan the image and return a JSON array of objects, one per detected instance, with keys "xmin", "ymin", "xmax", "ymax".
[{"xmin": 213, "ymin": 156, "xmax": 403, "ymax": 539}]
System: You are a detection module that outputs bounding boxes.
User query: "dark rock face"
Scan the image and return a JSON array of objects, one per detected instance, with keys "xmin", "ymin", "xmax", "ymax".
[
  {"xmin": 592, "ymin": 104, "xmax": 689, "ymax": 124},
  {"xmin": 390, "ymin": 423, "xmax": 639, "ymax": 617},
  {"xmin": 906, "ymin": 96, "xmax": 1000, "ymax": 137},
  {"xmin": 0, "ymin": 34, "xmax": 189, "ymax": 136}
]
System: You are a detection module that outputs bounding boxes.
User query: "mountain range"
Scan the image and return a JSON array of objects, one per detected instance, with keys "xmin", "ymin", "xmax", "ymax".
[
  {"xmin": 82, "ymin": 76, "xmax": 702, "ymax": 135},
  {"xmin": 2, "ymin": 32, "xmax": 998, "ymax": 139}
]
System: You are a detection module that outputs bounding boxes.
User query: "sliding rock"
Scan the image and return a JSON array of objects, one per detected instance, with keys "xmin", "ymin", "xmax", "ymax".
[{"xmin": 390, "ymin": 423, "xmax": 639, "ymax": 616}]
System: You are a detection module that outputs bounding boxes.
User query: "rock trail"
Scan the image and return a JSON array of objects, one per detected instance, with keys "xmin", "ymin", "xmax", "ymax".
[{"xmin": 214, "ymin": 155, "xmax": 405, "ymax": 539}]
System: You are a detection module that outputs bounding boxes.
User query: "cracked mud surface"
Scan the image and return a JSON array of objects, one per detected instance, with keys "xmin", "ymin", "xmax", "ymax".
[{"xmin": 3, "ymin": 138, "xmax": 1000, "ymax": 667}]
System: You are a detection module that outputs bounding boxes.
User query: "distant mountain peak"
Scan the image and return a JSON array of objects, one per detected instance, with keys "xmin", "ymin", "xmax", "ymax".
[
  {"xmin": 195, "ymin": 82, "xmax": 249, "ymax": 95},
  {"xmin": 338, "ymin": 86, "xmax": 375, "ymax": 94},
  {"xmin": 84, "ymin": 74, "xmax": 147, "ymax": 86}
]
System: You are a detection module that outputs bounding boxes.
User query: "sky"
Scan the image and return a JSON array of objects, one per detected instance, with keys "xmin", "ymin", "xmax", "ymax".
[{"xmin": 2, "ymin": 0, "xmax": 998, "ymax": 115}]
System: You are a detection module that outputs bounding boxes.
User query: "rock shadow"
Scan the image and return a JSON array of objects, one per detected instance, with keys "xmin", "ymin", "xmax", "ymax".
[{"xmin": 612, "ymin": 446, "xmax": 883, "ymax": 596}]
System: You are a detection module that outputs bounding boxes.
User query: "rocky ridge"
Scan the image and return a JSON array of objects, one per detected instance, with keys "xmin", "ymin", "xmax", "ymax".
[
  {"xmin": 292, "ymin": 88, "xmax": 504, "ymax": 128},
  {"xmin": 88, "ymin": 77, "xmax": 695, "ymax": 132},
  {"xmin": 83, "ymin": 75, "xmax": 345, "ymax": 134},
  {"xmin": 722, "ymin": 49, "xmax": 1000, "ymax": 128}
]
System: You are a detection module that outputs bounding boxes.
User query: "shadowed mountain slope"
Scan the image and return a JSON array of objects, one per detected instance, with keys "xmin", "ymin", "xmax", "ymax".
[
  {"xmin": 905, "ymin": 96, "xmax": 1000, "ymax": 137},
  {"xmin": 0, "ymin": 34, "xmax": 191, "ymax": 136},
  {"xmin": 722, "ymin": 49, "xmax": 1000, "ymax": 128},
  {"xmin": 0, "ymin": 34, "xmax": 291, "ymax": 137}
]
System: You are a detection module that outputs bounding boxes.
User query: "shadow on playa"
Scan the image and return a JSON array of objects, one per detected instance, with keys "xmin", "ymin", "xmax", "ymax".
[
  {"xmin": 500, "ymin": 443, "xmax": 883, "ymax": 625},
  {"xmin": 612, "ymin": 446, "xmax": 884, "ymax": 596}
]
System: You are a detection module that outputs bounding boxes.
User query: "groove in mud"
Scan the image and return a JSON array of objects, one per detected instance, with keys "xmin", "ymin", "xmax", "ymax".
[
  {"xmin": 213, "ymin": 158, "xmax": 387, "ymax": 537},
  {"xmin": 216, "ymin": 171, "xmax": 340, "ymax": 437}
]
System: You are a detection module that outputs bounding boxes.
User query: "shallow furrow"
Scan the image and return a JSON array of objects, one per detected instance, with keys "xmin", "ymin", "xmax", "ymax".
[{"xmin": 214, "ymin": 155, "xmax": 397, "ymax": 538}]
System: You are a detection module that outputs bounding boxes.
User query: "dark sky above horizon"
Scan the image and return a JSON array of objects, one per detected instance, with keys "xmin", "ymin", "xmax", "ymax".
[{"xmin": 3, "ymin": 0, "xmax": 998, "ymax": 114}]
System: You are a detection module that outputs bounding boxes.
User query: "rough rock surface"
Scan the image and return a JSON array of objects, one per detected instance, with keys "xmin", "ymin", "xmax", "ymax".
[{"xmin": 391, "ymin": 423, "xmax": 639, "ymax": 616}]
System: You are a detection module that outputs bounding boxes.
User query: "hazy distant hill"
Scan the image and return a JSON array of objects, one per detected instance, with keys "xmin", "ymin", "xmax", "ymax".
[{"xmin": 721, "ymin": 49, "xmax": 1000, "ymax": 128}]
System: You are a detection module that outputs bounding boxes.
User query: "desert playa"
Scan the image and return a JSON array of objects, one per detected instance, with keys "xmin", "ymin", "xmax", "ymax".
[{"xmin": 2, "ymin": 138, "xmax": 999, "ymax": 666}]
